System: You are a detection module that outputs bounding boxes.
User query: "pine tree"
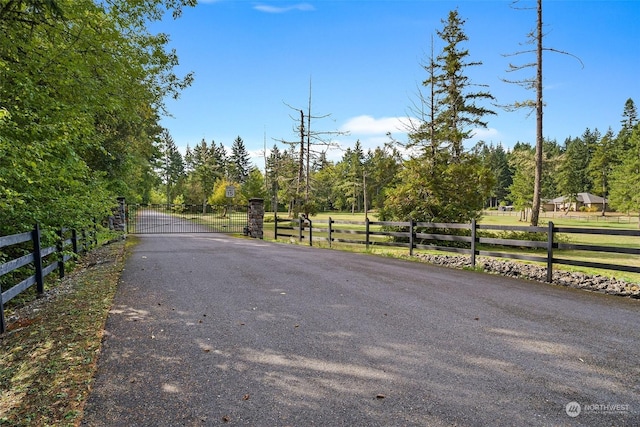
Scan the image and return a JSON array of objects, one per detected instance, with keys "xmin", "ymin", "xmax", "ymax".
[
  {"xmin": 588, "ymin": 129, "xmax": 616, "ymax": 215},
  {"xmin": 434, "ymin": 9, "xmax": 496, "ymax": 159},
  {"xmin": 229, "ymin": 136, "xmax": 251, "ymax": 184},
  {"xmin": 157, "ymin": 129, "xmax": 185, "ymax": 204},
  {"xmin": 609, "ymin": 125, "xmax": 640, "ymax": 227},
  {"xmin": 617, "ymin": 98, "xmax": 638, "ymax": 153},
  {"xmin": 186, "ymin": 139, "xmax": 223, "ymax": 212},
  {"xmin": 382, "ymin": 9, "xmax": 495, "ymax": 223}
]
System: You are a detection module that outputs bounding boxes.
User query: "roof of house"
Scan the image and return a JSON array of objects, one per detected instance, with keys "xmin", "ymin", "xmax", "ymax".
[{"xmin": 550, "ymin": 192, "xmax": 607, "ymax": 204}]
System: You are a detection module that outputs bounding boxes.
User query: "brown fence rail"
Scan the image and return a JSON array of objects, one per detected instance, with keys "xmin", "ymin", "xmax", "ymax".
[
  {"xmin": 0, "ymin": 224, "xmax": 97, "ymax": 334},
  {"xmin": 275, "ymin": 217, "xmax": 640, "ymax": 282}
]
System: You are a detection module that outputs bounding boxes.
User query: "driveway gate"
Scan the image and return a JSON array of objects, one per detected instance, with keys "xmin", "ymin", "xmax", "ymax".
[{"xmin": 126, "ymin": 204, "xmax": 249, "ymax": 234}]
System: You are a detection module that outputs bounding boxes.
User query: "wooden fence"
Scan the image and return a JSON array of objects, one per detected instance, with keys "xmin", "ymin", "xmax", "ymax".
[
  {"xmin": 0, "ymin": 224, "xmax": 97, "ymax": 334},
  {"xmin": 275, "ymin": 217, "xmax": 640, "ymax": 281}
]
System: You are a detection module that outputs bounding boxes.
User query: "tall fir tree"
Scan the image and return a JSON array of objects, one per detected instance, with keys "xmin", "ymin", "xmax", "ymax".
[
  {"xmin": 157, "ymin": 129, "xmax": 185, "ymax": 204},
  {"xmin": 433, "ymin": 9, "xmax": 496, "ymax": 159},
  {"xmin": 229, "ymin": 136, "xmax": 251, "ymax": 184},
  {"xmin": 381, "ymin": 9, "xmax": 495, "ymax": 223},
  {"xmin": 588, "ymin": 128, "xmax": 616, "ymax": 215}
]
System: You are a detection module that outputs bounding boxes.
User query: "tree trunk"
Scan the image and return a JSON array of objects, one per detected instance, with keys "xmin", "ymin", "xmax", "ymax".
[
  {"xmin": 295, "ymin": 110, "xmax": 305, "ymax": 216},
  {"xmin": 530, "ymin": 0, "xmax": 543, "ymax": 227}
]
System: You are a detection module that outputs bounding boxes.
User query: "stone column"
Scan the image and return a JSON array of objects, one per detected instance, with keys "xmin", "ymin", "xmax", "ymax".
[
  {"xmin": 111, "ymin": 197, "xmax": 127, "ymax": 232},
  {"xmin": 247, "ymin": 198, "xmax": 264, "ymax": 239}
]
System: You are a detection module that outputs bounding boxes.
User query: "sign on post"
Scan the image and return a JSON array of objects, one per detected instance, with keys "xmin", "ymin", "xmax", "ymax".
[{"xmin": 225, "ymin": 185, "xmax": 235, "ymax": 198}]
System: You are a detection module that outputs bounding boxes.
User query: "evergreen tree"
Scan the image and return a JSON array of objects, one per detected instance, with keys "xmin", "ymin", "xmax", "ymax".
[
  {"xmin": 609, "ymin": 125, "xmax": 640, "ymax": 226},
  {"xmin": 434, "ymin": 9, "xmax": 496, "ymax": 159},
  {"xmin": 479, "ymin": 143, "xmax": 512, "ymax": 207},
  {"xmin": 617, "ymin": 98, "xmax": 638, "ymax": 153},
  {"xmin": 363, "ymin": 145, "xmax": 402, "ymax": 210},
  {"xmin": 508, "ymin": 144, "xmax": 535, "ymax": 221},
  {"xmin": 229, "ymin": 136, "xmax": 251, "ymax": 184},
  {"xmin": 265, "ymin": 144, "xmax": 282, "ymax": 213},
  {"xmin": 157, "ymin": 129, "xmax": 185, "ymax": 204},
  {"xmin": 382, "ymin": 9, "xmax": 495, "ymax": 223},
  {"xmin": 588, "ymin": 129, "xmax": 616, "ymax": 214},
  {"xmin": 557, "ymin": 135, "xmax": 591, "ymax": 208},
  {"xmin": 380, "ymin": 152, "xmax": 493, "ymax": 223},
  {"xmin": 186, "ymin": 139, "xmax": 223, "ymax": 212},
  {"xmin": 312, "ymin": 158, "xmax": 337, "ymax": 212},
  {"xmin": 337, "ymin": 141, "xmax": 365, "ymax": 214}
]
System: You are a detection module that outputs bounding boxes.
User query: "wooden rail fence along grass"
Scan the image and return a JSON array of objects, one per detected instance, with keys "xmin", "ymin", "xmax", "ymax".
[
  {"xmin": 275, "ymin": 217, "xmax": 640, "ymax": 282},
  {"xmin": 0, "ymin": 224, "xmax": 97, "ymax": 334}
]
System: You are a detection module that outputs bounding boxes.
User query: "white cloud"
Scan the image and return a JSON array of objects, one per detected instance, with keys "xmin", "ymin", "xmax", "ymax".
[
  {"xmin": 253, "ymin": 3, "xmax": 315, "ymax": 13},
  {"xmin": 469, "ymin": 127, "xmax": 500, "ymax": 142},
  {"xmin": 339, "ymin": 115, "xmax": 409, "ymax": 136}
]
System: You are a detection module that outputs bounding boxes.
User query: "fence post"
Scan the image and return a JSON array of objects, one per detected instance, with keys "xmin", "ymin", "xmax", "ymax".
[
  {"xmin": 274, "ymin": 216, "xmax": 278, "ymax": 240},
  {"xmin": 409, "ymin": 219, "xmax": 415, "ymax": 256},
  {"xmin": 32, "ymin": 223, "xmax": 45, "ymax": 295},
  {"xmin": 0, "ymin": 292, "xmax": 5, "ymax": 334},
  {"xmin": 57, "ymin": 228, "xmax": 65, "ymax": 279},
  {"xmin": 546, "ymin": 221, "xmax": 554, "ymax": 282},
  {"xmin": 298, "ymin": 217, "xmax": 303, "ymax": 242},
  {"xmin": 93, "ymin": 218, "xmax": 98, "ymax": 247},
  {"xmin": 328, "ymin": 217, "xmax": 333, "ymax": 248},
  {"xmin": 365, "ymin": 217, "xmax": 370, "ymax": 251},
  {"xmin": 470, "ymin": 219, "xmax": 477, "ymax": 268},
  {"xmin": 308, "ymin": 217, "xmax": 313, "ymax": 247},
  {"xmin": 72, "ymin": 229, "xmax": 78, "ymax": 255}
]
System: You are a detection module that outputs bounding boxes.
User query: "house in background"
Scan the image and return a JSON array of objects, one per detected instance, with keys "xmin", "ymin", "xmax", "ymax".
[{"xmin": 550, "ymin": 192, "xmax": 608, "ymax": 212}]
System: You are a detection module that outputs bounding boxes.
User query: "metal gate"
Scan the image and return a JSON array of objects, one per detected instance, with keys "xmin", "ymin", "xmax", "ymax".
[{"xmin": 126, "ymin": 204, "xmax": 249, "ymax": 234}]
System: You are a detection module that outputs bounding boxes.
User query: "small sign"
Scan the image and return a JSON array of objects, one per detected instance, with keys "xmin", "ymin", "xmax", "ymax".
[{"xmin": 225, "ymin": 185, "xmax": 235, "ymax": 198}]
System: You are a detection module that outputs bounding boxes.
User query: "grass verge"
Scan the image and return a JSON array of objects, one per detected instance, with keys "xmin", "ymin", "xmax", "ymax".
[{"xmin": 0, "ymin": 238, "xmax": 131, "ymax": 427}]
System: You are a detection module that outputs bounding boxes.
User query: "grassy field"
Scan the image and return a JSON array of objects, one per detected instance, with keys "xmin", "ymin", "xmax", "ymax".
[{"xmin": 265, "ymin": 210, "xmax": 640, "ymax": 284}]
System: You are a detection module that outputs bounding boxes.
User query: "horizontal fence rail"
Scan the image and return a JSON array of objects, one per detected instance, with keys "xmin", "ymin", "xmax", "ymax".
[
  {"xmin": 0, "ymin": 224, "xmax": 97, "ymax": 334},
  {"xmin": 274, "ymin": 217, "xmax": 640, "ymax": 283},
  {"xmin": 127, "ymin": 204, "xmax": 249, "ymax": 234}
]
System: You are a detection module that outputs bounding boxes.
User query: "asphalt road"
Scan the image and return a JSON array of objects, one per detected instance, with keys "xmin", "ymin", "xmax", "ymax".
[{"xmin": 82, "ymin": 233, "xmax": 640, "ymax": 426}]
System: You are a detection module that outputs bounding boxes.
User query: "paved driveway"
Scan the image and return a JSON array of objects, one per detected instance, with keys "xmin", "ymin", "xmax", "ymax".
[{"xmin": 82, "ymin": 233, "xmax": 639, "ymax": 426}]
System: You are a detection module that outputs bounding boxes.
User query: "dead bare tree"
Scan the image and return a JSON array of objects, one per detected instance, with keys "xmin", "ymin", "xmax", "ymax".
[
  {"xmin": 502, "ymin": 0, "xmax": 583, "ymax": 226},
  {"xmin": 277, "ymin": 78, "xmax": 348, "ymax": 217}
]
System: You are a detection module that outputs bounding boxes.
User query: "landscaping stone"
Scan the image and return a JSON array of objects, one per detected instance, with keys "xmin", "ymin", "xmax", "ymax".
[{"xmin": 414, "ymin": 253, "xmax": 640, "ymax": 298}]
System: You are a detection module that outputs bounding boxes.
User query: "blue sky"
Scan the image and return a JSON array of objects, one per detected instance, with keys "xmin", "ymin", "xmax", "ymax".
[{"xmin": 152, "ymin": 0, "xmax": 639, "ymax": 167}]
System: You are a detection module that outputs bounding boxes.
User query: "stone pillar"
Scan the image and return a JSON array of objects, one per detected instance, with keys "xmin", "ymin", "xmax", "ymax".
[
  {"xmin": 111, "ymin": 197, "xmax": 126, "ymax": 232},
  {"xmin": 247, "ymin": 198, "xmax": 264, "ymax": 239}
]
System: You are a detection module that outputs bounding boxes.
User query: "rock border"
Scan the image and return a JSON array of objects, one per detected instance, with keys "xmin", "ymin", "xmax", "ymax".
[{"xmin": 414, "ymin": 254, "xmax": 640, "ymax": 299}]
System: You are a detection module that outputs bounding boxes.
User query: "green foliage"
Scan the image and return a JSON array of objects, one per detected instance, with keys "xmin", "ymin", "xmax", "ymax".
[
  {"xmin": 0, "ymin": 0, "xmax": 194, "ymax": 233},
  {"xmin": 588, "ymin": 128, "xmax": 616, "ymax": 203},
  {"xmin": 241, "ymin": 167, "xmax": 266, "ymax": 200},
  {"xmin": 432, "ymin": 9, "xmax": 496, "ymax": 158},
  {"xmin": 380, "ymin": 153, "xmax": 494, "ymax": 223},
  {"xmin": 209, "ymin": 178, "xmax": 245, "ymax": 206},
  {"xmin": 609, "ymin": 125, "xmax": 640, "ymax": 218},
  {"xmin": 185, "ymin": 139, "xmax": 226, "ymax": 208},
  {"xmin": 229, "ymin": 136, "xmax": 251, "ymax": 184},
  {"xmin": 380, "ymin": 9, "xmax": 495, "ymax": 225}
]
